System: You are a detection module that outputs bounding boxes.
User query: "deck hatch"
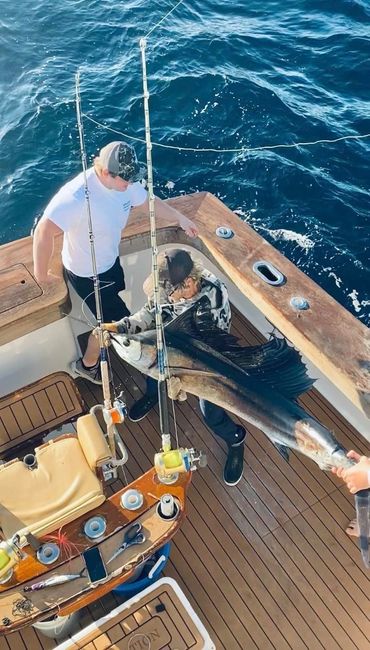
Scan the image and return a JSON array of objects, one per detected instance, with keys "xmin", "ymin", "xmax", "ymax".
[{"xmin": 0, "ymin": 264, "xmax": 42, "ymax": 314}]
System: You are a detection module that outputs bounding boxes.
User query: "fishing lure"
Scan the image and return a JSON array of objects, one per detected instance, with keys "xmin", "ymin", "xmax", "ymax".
[{"xmin": 23, "ymin": 568, "xmax": 86, "ymax": 592}]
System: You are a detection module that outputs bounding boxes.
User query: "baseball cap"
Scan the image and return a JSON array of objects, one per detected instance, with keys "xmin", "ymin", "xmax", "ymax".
[
  {"xmin": 143, "ymin": 249, "xmax": 194, "ymax": 296},
  {"xmin": 164, "ymin": 249, "xmax": 194, "ymax": 287},
  {"xmin": 99, "ymin": 141, "xmax": 146, "ymax": 181}
]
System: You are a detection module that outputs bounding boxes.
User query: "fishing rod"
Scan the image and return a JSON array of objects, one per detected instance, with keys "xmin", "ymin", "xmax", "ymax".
[
  {"xmin": 139, "ymin": 37, "xmax": 171, "ymax": 448},
  {"xmin": 75, "ymin": 71, "xmax": 116, "ymax": 458},
  {"xmin": 137, "ymin": 38, "xmax": 207, "ymax": 480}
]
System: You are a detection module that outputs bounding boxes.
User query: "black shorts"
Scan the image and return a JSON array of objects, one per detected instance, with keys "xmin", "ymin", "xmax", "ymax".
[{"xmin": 65, "ymin": 257, "xmax": 130, "ymax": 322}]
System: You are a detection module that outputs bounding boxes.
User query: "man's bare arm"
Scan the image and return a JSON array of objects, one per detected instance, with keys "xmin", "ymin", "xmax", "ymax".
[
  {"xmin": 131, "ymin": 196, "xmax": 198, "ymax": 238},
  {"xmin": 32, "ymin": 217, "xmax": 63, "ymax": 283}
]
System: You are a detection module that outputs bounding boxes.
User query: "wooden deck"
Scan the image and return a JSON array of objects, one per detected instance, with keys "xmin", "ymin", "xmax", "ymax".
[
  {"xmin": 0, "ymin": 311, "xmax": 369, "ymax": 649},
  {"xmin": 0, "ymin": 372, "xmax": 85, "ymax": 457}
]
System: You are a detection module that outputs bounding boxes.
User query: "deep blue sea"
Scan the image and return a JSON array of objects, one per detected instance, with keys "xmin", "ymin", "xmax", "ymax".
[{"xmin": 0, "ymin": 0, "xmax": 369, "ymax": 323}]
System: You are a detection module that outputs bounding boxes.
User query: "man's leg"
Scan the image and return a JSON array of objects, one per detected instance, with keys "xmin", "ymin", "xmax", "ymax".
[
  {"xmin": 67, "ymin": 258, "xmax": 129, "ymax": 383},
  {"xmin": 199, "ymin": 399, "xmax": 246, "ymax": 486},
  {"xmin": 346, "ymin": 519, "xmax": 359, "ymax": 537},
  {"xmin": 83, "ymin": 257, "xmax": 129, "ymax": 320},
  {"xmin": 82, "ymin": 263, "xmax": 130, "ymax": 367},
  {"xmin": 65, "ymin": 272, "xmax": 103, "ymax": 383}
]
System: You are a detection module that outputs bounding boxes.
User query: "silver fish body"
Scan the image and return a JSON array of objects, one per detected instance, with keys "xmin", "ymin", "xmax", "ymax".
[
  {"xmin": 24, "ymin": 572, "xmax": 83, "ymax": 591},
  {"xmin": 112, "ymin": 326, "xmax": 353, "ymax": 471}
]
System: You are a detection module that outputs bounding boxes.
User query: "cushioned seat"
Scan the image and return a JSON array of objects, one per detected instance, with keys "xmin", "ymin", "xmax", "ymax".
[{"xmin": 0, "ymin": 414, "xmax": 111, "ymax": 541}]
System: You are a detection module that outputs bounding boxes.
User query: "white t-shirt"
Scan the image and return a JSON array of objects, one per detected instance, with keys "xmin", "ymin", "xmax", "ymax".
[{"xmin": 43, "ymin": 167, "xmax": 147, "ymax": 276}]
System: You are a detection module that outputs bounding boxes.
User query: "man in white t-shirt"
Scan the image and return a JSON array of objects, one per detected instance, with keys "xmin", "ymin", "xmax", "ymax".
[{"xmin": 33, "ymin": 140, "xmax": 198, "ymax": 384}]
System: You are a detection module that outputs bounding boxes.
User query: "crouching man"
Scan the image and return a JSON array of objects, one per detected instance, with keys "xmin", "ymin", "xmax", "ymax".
[{"xmin": 101, "ymin": 249, "xmax": 247, "ymax": 486}]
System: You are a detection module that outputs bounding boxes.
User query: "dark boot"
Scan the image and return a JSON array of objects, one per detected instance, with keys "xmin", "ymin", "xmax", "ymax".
[
  {"xmin": 223, "ymin": 427, "xmax": 246, "ymax": 486},
  {"xmin": 129, "ymin": 393, "xmax": 158, "ymax": 422}
]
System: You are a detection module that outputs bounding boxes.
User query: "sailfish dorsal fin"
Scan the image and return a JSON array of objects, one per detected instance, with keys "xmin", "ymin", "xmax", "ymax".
[{"xmin": 164, "ymin": 296, "xmax": 315, "ymax": 400}]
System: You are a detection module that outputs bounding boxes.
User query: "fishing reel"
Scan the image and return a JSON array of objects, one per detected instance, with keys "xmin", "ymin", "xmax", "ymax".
[
  {"xmin": 154, "ymin": 447, "xmax": 207, "ymax": 483},
  {"xmin": 0, "ymin": 535, "xmax": 24, "ymax": 583},
  {"xmin": 90, "ymin": 400, "xmax": 129, "ymax": 482},
  {"xmin": 102, "ymin": 398, "xmax": 127, "ymax": 425}
]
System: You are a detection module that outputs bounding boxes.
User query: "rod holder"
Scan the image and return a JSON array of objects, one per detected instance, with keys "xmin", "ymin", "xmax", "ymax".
[{"xmin": 156, "ymin": 494, "xmax": 179, "ymax": 521}]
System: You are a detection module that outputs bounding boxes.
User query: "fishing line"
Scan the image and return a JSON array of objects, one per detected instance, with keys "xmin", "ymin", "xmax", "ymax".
[
  {"xmin": 169, "ymin": 393, "xmax": 180, "ymax": 449},
  {"xmin": 160, "ymin": 319, "xmax": 180, "ymax": 450},
  {"xmin": 144, "ymin": 0, "xmax": 185, "ymax": 39},
  {"xmin": 79, "ymin": 280, "xmax": 118, "ymax": 328},
  {"xmin": 120, "ymin": 463, "xmax": 129, "ymax": 487},
  {"xmin": 75, "ymin": 73, "xmax": 104, "ymax": 327},
  {"xmin": 82, "ymin": 112, "xmax": 370, "ymax": 155}
]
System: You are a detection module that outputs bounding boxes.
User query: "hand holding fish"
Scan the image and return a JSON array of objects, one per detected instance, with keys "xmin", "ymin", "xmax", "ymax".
[
  {"xmin": 92, "ymin": 319, "xmax": 130, "ymax": 346},
  {"xmin": 167, "ymin": 376, "xmax": 187, "ymax": 402},
  {"xmin": 93, "ymin": 318, "xmax": 130, "ymax": 337},
  {"xmin": 332, "ymin": 450, "xmax": 370, "ymax": 494},
  {"xmin": 91, "ymin": 327, "xmax": 112, "ymax": 346}
]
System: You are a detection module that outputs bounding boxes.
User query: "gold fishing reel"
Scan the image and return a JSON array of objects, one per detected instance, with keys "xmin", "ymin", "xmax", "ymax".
[
  {"xmin": 0, "ymin": 535, "xmax": 24, "ymax": 583},
  {"xmin": 154, "ymin": 447, "xmax": 207, "ymax": 483}
]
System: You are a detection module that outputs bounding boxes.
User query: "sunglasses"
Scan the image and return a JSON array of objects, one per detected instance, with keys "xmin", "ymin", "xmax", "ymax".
[
  {"xmin": 109, "ymin": 172, "xmax": 133, "ymax": 182},
  {"xmin": 168, "ymin": 280, "xmax": 188, "ymax": 296}
]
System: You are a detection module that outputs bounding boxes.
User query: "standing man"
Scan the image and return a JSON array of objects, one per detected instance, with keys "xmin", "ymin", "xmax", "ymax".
[
  {"xmin": 33, "ymin": 141, "xmax": 198, "ymax": 383},
  {"xmin": 100, "ymin": 249, "xmax": 247, "ymax": 486}
]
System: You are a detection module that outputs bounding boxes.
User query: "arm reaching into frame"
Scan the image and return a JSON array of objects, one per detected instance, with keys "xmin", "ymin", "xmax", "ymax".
[
  {"xmin": 130, "ymin": 195, "xmax": 199, "ymax": 238},
  {"xmin": 332, "ymin": 450, "xmax": 370, "ymax": 494}
]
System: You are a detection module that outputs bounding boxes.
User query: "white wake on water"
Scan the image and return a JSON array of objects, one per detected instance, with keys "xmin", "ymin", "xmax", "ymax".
[
  {"xmin": 264, "ymin": 228, "xmax": 315, "ymax": 251},
  {"xmin": 348, "ymin": 290, "xmax": 370, "ymax": 315},
  {"xmin": 233, "ymin": 209, "xmax": 315, "ymax": 251}
]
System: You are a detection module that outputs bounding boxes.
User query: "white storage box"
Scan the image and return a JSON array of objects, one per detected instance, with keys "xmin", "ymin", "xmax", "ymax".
[{"xmin": 56, "ymin": 576, "xmax": 215, "ymax": 649}]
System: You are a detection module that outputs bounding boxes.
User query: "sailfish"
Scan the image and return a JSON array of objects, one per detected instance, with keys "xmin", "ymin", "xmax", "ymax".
[{"xmin": 110, "ymin": 297, "xmax": 369, "ymax": 566}]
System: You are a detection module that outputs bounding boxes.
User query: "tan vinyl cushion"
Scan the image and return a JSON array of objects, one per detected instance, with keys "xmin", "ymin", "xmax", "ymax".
[
  {"xmin": 77, "ymin": 413, "xmax": 112, "ymax": 470},
  {"xmin": 0, "ymin": 436, "xmax": 105, "ymax": 540}
]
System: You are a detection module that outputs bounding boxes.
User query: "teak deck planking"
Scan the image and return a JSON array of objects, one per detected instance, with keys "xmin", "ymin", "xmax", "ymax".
[
  {"xmin": 0, "ymin": 309, "xmax": 369, "ymax": 649},
  {"xmin": 0, "ymin": 373, "xmax": 85, "ymax": 457}
]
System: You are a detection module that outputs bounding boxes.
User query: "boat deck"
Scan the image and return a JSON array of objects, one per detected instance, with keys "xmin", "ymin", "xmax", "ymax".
[{"xmin": 1, "ymin": 309, "xmax": 369, "ymax": 650}]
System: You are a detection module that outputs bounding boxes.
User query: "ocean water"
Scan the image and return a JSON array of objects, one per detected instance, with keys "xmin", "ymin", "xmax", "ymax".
[{"xmin": 0, "ymin": 0, "xmax": 369, "ymax": 323}]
